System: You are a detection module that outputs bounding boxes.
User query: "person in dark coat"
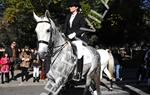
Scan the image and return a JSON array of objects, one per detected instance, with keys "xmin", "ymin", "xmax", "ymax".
[
  {"xmin": 5, "ymin": 41, "xmax": 19, "ymax": 80},
  {"xmin": 63, "ymin": 1, "xmax": 87, "ymax": 42},
  {"xmin": 112, "ymin": 48, "xmax": 122, "ymax": 81},
  {"xmin": 63, "ymin": 0, "xmax": 87, "ymax": 80},
  {"xmin": 144, "ymin": 49, "xmax": 150, "ymax": 88}
]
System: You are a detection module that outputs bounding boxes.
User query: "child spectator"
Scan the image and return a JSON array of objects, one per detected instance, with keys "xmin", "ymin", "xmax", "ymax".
[
  {"xmin": 0, "ymin": 52, "xmax": 10, "ymax": 84},
  {"xmin": 31, "ymin": 49, "xmax": 41, "ymax": 82}
]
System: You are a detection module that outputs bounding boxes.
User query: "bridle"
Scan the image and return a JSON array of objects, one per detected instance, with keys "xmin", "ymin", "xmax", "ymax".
[{"xmin": 36, "ymin": 18, "xmax": 67, "ymax": 65}]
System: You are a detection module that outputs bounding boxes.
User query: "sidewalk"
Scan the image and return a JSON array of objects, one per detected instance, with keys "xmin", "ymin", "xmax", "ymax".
[
  {"xmin": 0, "ymin": 70, "xmax": 47, "ymax": 87},
  {"xmin": 0, "ymin": 69, "xmax": 149, "ymax": 88}
]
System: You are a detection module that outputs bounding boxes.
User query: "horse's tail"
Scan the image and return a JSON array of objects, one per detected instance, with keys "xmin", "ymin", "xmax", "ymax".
[{"xmin": 106, "ymin": 49, "xmax": 114, "ymax": 80}]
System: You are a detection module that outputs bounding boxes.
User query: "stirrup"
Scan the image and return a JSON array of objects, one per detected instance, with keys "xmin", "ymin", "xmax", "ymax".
[{"xmin": 72, "ymin": 72, "xmax": 81, "ymax": 81}]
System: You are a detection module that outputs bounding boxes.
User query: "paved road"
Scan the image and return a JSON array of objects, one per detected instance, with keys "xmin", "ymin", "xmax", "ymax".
[
  {"xmin": 0, "ymin": 69, "xmax": 150, "ymax": 95},
  {"xmin": 0, "ymin": 79, "xmax": 149, "ymax": 95},
  {"xmin": 0, "ymin": 83, "xmax": 128, "ymax": 95}
]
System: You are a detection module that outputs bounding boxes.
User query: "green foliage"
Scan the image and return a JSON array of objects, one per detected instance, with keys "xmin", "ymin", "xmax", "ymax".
[
  {"xmin": 49, "ymin": 0, "xmax": 62, "ymax": 4},
  {"xmin": 1, "ymin": 0, "xmax": 146, "ymax": 47},
  {"xmin": 0, "ymin": 0, "xmax": 4, "ymax": 3},
  {"xmin": 3, "ymin": 0, "xmax": 33, "ymax": 23},
  {"xmin": 1, "ymin": 0, "xmax": 36, "ymax": 47},
  {"xmin": 80, "ymin": 2, "xmax": 91, "ymax": 16},
  {"xmin": 3, "ymin": 8, "xmax": 17, "ymax": 23},
  {"xmin": 88, "ymin": 10, "xmax": 102, "ymax": 29},
  {"xmin": 107, "ymin": 14, "xmax": 123, "ymax": 27}
]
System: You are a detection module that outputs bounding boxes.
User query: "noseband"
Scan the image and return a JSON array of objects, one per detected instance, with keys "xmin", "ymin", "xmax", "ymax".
[{"xmin": 38, "ymin": 40, "xmax": 49, "ymax": 45}]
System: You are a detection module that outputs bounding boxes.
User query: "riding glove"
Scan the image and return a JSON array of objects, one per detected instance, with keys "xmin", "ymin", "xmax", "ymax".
[{"xmin": 68, "ymin": 32, "xmax": 76, "ymax": 39}]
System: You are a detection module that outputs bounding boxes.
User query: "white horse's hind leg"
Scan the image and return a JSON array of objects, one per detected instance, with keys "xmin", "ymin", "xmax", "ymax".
[
  {"xmin": 103, "ymin": 68, "xmax": 113, "ymax": 90},
  {"xmin": 104, "ymin": 68, "xmax": 112, "ymax": 80},
  {"xmin": 100, "ymin": 65, "xmax": 106, "ymax": 79}
]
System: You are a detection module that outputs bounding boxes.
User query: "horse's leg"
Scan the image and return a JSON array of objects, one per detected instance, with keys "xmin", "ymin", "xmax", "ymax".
[
  {"xmin": 100, "ymin": 65, "xmax": 104, "ymax": 80},
  {"xmin": 103, "ymin": 68, "xmax": 113, "ymax": 91},
  {"xmin": 83, "ymin": 73, "xmax": 92, "ymax": 95},
  {"xmin": 83, "ymin": 65, "xmax": 97, "ymax": 95},
  {"xmin": 108, "ymin": 52, "xmax": 114, "ymax": 80},
  {"xmin": 93, "ymin": 68, "xmax": 101, "ymax": 95},
  {"xmin": 99, "ymin": 67, "xmax": 112, "ymax": 91},
  {"xmin": 84, "ymin": 66, "xmax": 101, "ymax": 95}
]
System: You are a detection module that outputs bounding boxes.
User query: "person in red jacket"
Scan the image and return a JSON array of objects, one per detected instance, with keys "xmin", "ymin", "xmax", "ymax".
[{"xmin": 0, "ymin": 52, "xmax": 10, "ymax": 84}]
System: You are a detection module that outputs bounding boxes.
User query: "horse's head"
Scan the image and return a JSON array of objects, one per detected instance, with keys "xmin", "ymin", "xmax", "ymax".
[{"xmin": 33, "ymin": 10, "xmax": 54, "ymax": 59}]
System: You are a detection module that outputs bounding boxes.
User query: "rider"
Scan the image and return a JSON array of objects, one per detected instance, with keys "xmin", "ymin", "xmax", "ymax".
[{"xmin": 63, "ymin": 0, "xmax": 87, "ymax": 80}]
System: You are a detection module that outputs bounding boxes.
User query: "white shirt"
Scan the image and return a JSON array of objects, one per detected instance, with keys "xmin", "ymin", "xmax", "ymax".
[{"xmin": 69, "ymin": 12, "xmax": 77, "ymax": 28}]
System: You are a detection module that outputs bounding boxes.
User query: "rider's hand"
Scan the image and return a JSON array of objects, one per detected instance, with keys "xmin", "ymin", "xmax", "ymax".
[{"xmin": 68, "ymin": 32, "xmax": 76, "ymax": 39}]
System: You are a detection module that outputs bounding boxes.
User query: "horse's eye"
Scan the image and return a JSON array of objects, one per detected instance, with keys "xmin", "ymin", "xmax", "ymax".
[{"xmin": 47, "ymin": 29, "xmax": 50, "ymax": 32}]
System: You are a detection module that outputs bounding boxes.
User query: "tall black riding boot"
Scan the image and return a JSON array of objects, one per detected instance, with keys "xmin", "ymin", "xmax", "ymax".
[{"xmin": 74, "ymin": 56, "xmax": 83, "ymax": 81}]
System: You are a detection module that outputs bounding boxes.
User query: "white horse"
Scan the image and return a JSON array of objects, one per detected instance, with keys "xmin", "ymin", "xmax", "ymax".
[
  {"xmin": 97, "ymin": 49, "xmax": 114, "ymax": 90},
  {"xmin": 33, "ymin": 10, "xmax": 101, "ymax": 95}
]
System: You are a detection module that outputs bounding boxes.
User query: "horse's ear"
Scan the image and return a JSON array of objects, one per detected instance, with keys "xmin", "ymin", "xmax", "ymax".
[
  {"xmin": 45, "ymin": 10, "xmax": 51, "ymax": 18},
  {"xmin": 33, "ymin": 11, "xmax": 41, "ymax": 22}
]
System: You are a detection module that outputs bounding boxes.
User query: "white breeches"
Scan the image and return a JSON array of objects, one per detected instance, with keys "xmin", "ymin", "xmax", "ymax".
[
  {"xmin": 33, "ymin": 66, "xmax": 40, "ymax": 78},
  {"xmin": 72, "ymin": 40, "xmax": 83, "ymax": 59}
]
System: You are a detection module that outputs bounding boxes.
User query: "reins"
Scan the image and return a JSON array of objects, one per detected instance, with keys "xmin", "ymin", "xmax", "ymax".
[{"xmin": 49, "ymin": 42, "xmax": 67, "ymax": 66}]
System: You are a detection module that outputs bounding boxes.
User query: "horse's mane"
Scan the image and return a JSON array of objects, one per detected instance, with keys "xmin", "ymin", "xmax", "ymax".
[{"xmin": 48, "ymin": 17, "xmax": 67, "ymax": 47}]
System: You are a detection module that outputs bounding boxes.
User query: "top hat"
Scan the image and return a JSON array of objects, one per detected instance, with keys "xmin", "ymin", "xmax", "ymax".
[{"xmin": 68, "ymin": 0, "xmax": 81, "ymax": 8}]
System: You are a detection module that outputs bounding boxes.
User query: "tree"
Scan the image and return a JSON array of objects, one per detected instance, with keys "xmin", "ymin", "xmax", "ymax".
[
  {"xmin": 0, "ymin": 0, "xmax": 36, "ymax": 47},
  {"xmin": 140, "ymin": 0, "xmax": 150, "ymax": 43},
  {"xmin": 0, "ymin": 0, "xmax": 113, "ymax": 48},
  {"xmin": 99, "ymin": 0, "xmax": 145, "ymax": 46}
]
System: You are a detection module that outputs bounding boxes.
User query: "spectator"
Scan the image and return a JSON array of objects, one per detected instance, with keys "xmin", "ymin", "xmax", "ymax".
[
  {"xmin": 0, "ymin": 52, "xmax": 10, "ymax": 84},
  {"xmin": 112, "ymin": 47, "xmax": 122, "ymax": 81},
  {"xmin": 5, "ymin": 41, "xmax": 19, "ymax": 80},
  {"xmin": 144, "ymin": 48, "xmax": 150, "ymax": 88},
  {"xmin": 135, "ymin": 49, "xmax": 146, "ymax": 83},
  {"xmin": 31, "ymin": 48, "xmax": 41, "ymax": 82},
  {"xmin": 19, "ymin": 46, "xmax": 31, "ymax": 82}
]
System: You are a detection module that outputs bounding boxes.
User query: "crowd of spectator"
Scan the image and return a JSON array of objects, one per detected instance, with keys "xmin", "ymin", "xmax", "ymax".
[
  {"xmin": 0, "ymin": 41, "xmax": 42, "ymax": 84},
  {"xmin": 0, "ymin": 41, "xmax": 150, "ymax": 89},
  {"xmin": 109, "ymin": 42, "xmax": 150, "ymax": 88}
]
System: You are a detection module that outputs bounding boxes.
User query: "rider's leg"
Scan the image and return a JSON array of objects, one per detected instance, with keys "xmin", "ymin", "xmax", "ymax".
[
  {"xmin": 72, "ymin": 40, "xmax": 83, "ymax": 80},
  {"xmin": 72, "ymin": 40, "xmax": 83, "ymax": 59}
]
